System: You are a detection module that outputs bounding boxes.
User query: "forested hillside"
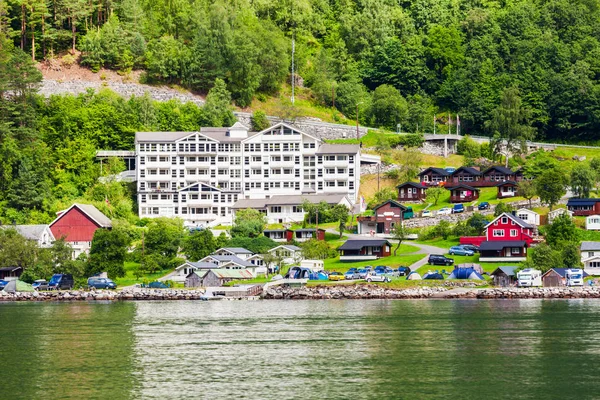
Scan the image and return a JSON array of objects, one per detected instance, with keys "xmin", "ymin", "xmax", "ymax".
[{"xmin": 4, "ymin": 0, "xmax": 600, "ymax": 141}]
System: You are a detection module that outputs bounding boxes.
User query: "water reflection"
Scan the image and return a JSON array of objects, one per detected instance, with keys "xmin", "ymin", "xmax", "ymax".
[{"xmin": 4, "ymin": 300, "xmax": 600, "ymax": 399}]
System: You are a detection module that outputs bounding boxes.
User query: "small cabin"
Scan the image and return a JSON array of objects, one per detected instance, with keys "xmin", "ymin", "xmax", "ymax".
[
  {"xmin": 338, "ymin": 239, "xmax": 392, "ymax": 261},
  {"xmin": 496, "ymin": 181, "xmax": 518, "ymax": 199},
  {"xmin": 263, "ymin": 229, "xmax": 294, "ymax": 242},
  {"xmin": 481, "ymin": 166, "xmax": 516, "ymax": 186},
  {"xmin": 446, "ymin": 184, "xmax": 480, "ymax": 203},
  {"xmin": 491, "ymin": 266, "xmax": 518, "ymax": 287},
  {"xmin": 515, "ymin": 208, "xmax": 540, "ymax": 226},
  {"xmin": 294, "ymin": 228, "xmax": 325, "ymax": 242},
  {"xmin": 450, "ymin": 167, "xmax": 482, "ymax": 186},
  {"xmin": 357, "ymin": 200, "xmax": 406, "ymax": 235},
  {"xmin": 567, "ymin": 198, "xmax": 600, "ymax": 216},
  {"xmin": 418, "ymin": 167, "xmax": 450, "ymax": 186},
  {"xmin": 548, "ymin": 208, "xmax": 574, "ymax": 223},
  {"xmin": 396, "ymin": 182, "xmax": 427, "ymax": 202},
  {"xmin": 586, "ymin": 215, "xmax": 600, "ymax": 231}
]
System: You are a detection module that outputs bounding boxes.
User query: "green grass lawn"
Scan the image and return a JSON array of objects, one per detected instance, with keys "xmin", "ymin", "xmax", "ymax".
[
  {"xmin": 324, "ymin": 249, "xmax": 426, "ymax": 272},
  {"xmin": 414, "ymin": 237, "xmax": 461, "ymax": 250},
  {"xmin": 113, "ymin": 262, "xmax": 172, "ymax": 287}
]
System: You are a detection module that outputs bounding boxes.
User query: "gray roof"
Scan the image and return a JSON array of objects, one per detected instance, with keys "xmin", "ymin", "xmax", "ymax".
[
  {"xmin": 180, "ymin": 262, "xmax": 219, "ymax": 270},
  {"xmin": 135, "ymin": 131, "xmax": 193, "ymax": 142},
  {"xmin": 0, "ymin": 225, "xmax": 53, "ymax": 241},
  {"xmin": 491, "ymin": 266, "xmax": 518, "ymax": 276},
  {"xmin": 73, "ymin": 204, "xmax": 112, "ymax": 227},
  {"xmin": 446, "ymin": 183, "xmax": 479, "ymax": 191},
  {"xmin": 270, "ymin": 245, "xmax": 302, "ymax": 252},
  {"xmin": 486, "ymin": 212, "xmax": 533, "ymax": 229},
  {"xmin": 338, "ymin": 239, "xmax": 391, "ymax": 250},
  {"xmin": 232, "ymin": 193, "xmax": 348, "ymax": 209},
  {"xmin": 204, "ymin": 255, "xmax": 254, "ymax": 267},
  {"xmin": 419, "ymin": 167, "xmax": 450, "ymax": 176},
  {"xmin": 218, "ymin": 247, "xmax": 253, "ymax": 254},
  {"xmin": 479, "ymin": 241, "xmax": 526, "ymax": 251},
  {"xmin": 316, "ymin": 144, "xmax": 360, "ymax": 155},
  {"xmin": 452, "ymin": 167, "xmax": 482, "ymax": 176},
  {"xmin": 200, "ymin": 127, "xmax": 260, "ymax": 142},
  {"xmin": 581, "ymin": 241, "xmax": 600, "ymax": 251},
  {"xmin": 483, "ymin": 166, "xmax": 514, "ymax": 175}
]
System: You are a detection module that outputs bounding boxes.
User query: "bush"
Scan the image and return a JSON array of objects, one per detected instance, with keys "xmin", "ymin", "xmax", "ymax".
[
  {"xmin": 251, "ymin": 110, "xmax": 270, "ymax": 131},
  {"xmin": 457, "ymin": 135, "xmax": 481, "ymax": 158}
]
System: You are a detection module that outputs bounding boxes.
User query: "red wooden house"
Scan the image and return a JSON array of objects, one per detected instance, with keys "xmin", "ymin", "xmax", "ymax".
[
  {"xmin": 446, "ymin": 184, "xmax": 480, "ymax": 203},
  {"xmin": 357, "ymin": 200, "xmax": 406, "ymax": 235},
  {"xmin": 496, "ymin": 181, "xmax": 519, "ymax": 199},
  {"xmin": 397, "ymin": 182, "xmax": 427, "ymax": 202},
  {"xmin": 49, "ymin": 203, "xmax": 112, "ymax": 259},
  {"xmin": 567, "ymin": 198, "xmax": 600, "ymax": 216},
  {"xmin": 263, "ymin": 229, "xmax": 294, "ymax": 242},
  {"xmin": 470, "ymin": 212, "xmax": 535, "ymax": 262},
  {"xmin": 294, "ymin": 228, "xmax": 326, "ymax": 242},
  {"xmin": 450, "ymin": 167, "xmax": 482, "ymax": 186},
  {"xmin": 418, "ymin": 167, "xmax": 450, "ymax": 186},
  {"xmin": 480, "ymin": 166, "xmax": 516, "ymax": 186},
  {"xmin": 338, "ymin": 239, "xmax": 392, "ymax": 261}
]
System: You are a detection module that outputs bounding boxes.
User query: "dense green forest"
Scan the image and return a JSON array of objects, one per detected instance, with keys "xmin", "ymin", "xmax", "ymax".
[
  {"xmin": 4, "ymin": 0, "xmax": 600, "ymax": 140},
  {"xmin": 0, "ymin": 34, "xmax": 235, "ymax": 224}
]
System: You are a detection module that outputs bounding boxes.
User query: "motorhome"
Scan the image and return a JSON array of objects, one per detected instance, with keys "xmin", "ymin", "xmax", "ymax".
[
  {"xmin": 517, "ymin": 268, "xmax": 542, "ymax": 287},
  {"xmin": 566, "ymin": 269, "xmax": 584, "ymax": 287}
]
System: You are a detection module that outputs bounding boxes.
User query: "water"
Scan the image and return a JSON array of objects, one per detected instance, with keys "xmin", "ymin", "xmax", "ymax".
[{"xmin": 2, "ymin": 299, "xmax": 600, "ymax": 399}]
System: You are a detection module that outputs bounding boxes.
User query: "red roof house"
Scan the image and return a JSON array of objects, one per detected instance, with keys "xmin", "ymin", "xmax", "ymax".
[
  {"xmin": 477, "ymin": 212, "xmax": 535, "ymax": 262},
  {"xmin": 49, "ymin": 204, "xmax": 112, "ymax": 258}
]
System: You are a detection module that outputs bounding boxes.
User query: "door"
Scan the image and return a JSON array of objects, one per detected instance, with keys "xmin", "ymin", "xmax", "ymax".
[
  {"xmin": 545, "ymin": 275, "xmax": 560, "ymax": 287},
  {"xmin": 376, "ymin": 222, "xmax": 385, "ymax": 234}
]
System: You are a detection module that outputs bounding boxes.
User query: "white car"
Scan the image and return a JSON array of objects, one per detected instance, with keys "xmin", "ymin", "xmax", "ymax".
[
  {"xmin": 366, "ymin": 273, "xmax": 391, "ymax": 283},
  {"xmin": 437, "ymin": 207, "xmax": 452, "ymax": 215},
  {"xmin": 422, "ymin": 210, "xmax": 432, "ymax": 217}
]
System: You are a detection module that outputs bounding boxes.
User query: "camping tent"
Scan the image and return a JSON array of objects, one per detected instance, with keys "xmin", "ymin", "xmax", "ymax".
[
  {"xmin": 2, "ymin": 280, "xmax": 34, "ymax": 293},
  {"xmin": 455, "ymin": 263, "xmax": 483, "ymax": 274},
  {"xmin": 423, "ymin": 272, "xmax": 444, "ymax": 280},
  {"xmin": 406, "ymin": 272, "xmax": 422, "ymax": 280},
  {"xmin": 447, "ymin": 267, "xmax": 484, "ymax": 280}
]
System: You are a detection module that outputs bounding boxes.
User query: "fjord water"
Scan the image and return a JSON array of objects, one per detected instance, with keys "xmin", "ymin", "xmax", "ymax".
[{"xmin": 2, "ymin": 300, "xmax": 600, "ymax": 399}]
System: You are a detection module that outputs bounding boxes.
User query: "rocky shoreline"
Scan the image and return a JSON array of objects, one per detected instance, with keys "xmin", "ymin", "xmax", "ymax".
[
  {"xmin": 3, "ymin": 285, "xmax": 600, "ymax": 302},
  {"xmin": 0, "ymin": 289, "xmax": 206, "ymax": 301}
]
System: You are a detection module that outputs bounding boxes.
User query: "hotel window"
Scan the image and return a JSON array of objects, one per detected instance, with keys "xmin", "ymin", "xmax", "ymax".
[
  {"xmin": 140, "ymin": 170, "xmax": 145, "ymax": 178},
  {"xmin": 589, "ymin": 252, "xmax": 595, "ymax": 258},
  {"xmin": 349, "ymin": 168, "xmax": 354, "ymax": 177},
  {"xmin": 141, "ymin": 195, "xmax": 146, "ymax": 203},
  {"xmin": 493, "ymin": 229, "xmax": 504, "ymax": 237},
  {"xmin": 349, "ymin": 182, "xmax": 354, "ymax": 190},
  {"xmin": 318, "ymin": 182, "xmax": 323, "ymax": 190}
]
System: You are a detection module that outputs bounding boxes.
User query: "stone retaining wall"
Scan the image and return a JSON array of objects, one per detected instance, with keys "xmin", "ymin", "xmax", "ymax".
[
  {"xmin": 264, "ymin": 285, "xmax": 449, "ymax": 299},
  {"xmin": 0, "ymin": 289, "xmax": 206, "ymax": 301}
]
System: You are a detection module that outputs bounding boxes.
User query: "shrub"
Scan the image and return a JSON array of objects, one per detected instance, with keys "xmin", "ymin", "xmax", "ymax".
[{"xmin": 251, "ymin": 110, "xmax": 270, "ymax": 131}]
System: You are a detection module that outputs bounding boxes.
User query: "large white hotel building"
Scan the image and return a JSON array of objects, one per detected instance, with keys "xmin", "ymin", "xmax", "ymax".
[{"xmin": 135, "ymin": 122, "xmax": 361, "ymax": 226}]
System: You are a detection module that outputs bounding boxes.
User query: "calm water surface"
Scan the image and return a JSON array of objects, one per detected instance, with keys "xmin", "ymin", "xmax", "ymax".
[{"xmin": 2, "ymin": 299, "xmax": 600, "ymax": 399}]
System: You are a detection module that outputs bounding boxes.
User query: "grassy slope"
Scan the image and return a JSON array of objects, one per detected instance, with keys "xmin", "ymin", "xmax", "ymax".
[{"xmin": 114, "ymin": 262, "xmax": 172, "ymax": 287}]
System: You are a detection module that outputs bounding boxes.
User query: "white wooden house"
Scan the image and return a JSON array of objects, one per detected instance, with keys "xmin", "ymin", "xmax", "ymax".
[
  {"xmin": 581, "ymin": 242, "xmax": 600, "ymax": 275},
  {"xmin": 586, "ymin": 215, "xmax": 600, "ymax": 231},
  {"xmin": 515, "ymin": 208, "xmax": 540, "ymax": 226}
]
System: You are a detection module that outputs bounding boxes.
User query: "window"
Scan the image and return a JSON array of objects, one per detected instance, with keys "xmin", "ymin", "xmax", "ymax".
[
  {"xmin": 293, "ymin": 206, "xmax": 303, "ymax": 213},
  {"xmin": 589, "ymin": 252, "xmax": 595, "ymax": 258},
  {"xmin": 493, "ymin": 229, "xmax": 504, "ymax": 237},
  {"xmin": 510, "ymin": 229, "xmax": 518, "ymax": 237},
  {"xmin": 511, "ymin": 247, "xmax": 521, "ymax": 254},
  {"xmin": 501, "ymin": 217, "xmax": 508, "ymax": 224},
  {"xmin": 270, "ymin": 206, "xmax": 282, "ymax": 213},
  {"xmin": 517, "ymin": 213, "xmax": 528, "ymax": 221}
]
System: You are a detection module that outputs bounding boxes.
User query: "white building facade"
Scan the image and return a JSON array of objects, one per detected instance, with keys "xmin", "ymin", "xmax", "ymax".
[{"xmin": 135, "ymin": 123, "xmax": 360, "ymax": 226}]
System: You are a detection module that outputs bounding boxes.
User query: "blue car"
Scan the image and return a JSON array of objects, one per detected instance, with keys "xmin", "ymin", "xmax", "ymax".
[
  {"xmin": 357, "ymin": 269, "xmax": 369, "ymax": 279},
  {"xmin": 0, "ymin": 280, "xmax": 8, "ymax": 290},
  {"xmin": 452, "ymin": 204, "xmax": 465, "ymax": 213},
  {"xmin": 448, "ymin": 246, "xmax": 475, "ymax": 256},
  {"xmin": 374, "ymin": 266, "xmax": 393, "ymax": 275},
  {"xmin": 478, "ymin": 202, "xmax": 490, "ymax": 210}
]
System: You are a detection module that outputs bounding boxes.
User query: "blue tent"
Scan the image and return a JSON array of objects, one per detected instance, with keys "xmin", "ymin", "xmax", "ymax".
[
  {"xmin": 423, "ymin": 272, "xmax": 444, "ymax": 280},
  {"xmin": 447, "ymin": 267, "xmax": 484, "ymax": 280}
]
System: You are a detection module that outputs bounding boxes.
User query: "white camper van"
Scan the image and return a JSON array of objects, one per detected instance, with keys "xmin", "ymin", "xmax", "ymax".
[
  {"xmin": 517, "ymin": 268, "xmax": 542, "ymax": 287},
  {"xmin": 566, "ymin": 269, "xmax": 584, "ymax": 287}
]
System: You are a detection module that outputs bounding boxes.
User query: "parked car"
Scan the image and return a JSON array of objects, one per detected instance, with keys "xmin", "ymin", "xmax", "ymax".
[
  {"xmin": 366, "ymin": 272, "xmax": 391, "ymax": 283},
  {"xmin": 48, "ymin": 274, "xmax": 74, "ymax": 290},
  {"xmin": 396, "ymin": 266, "xmax": 411, "ymax": 276},
  {"xmin": 459, "ymin": 244, "xmax": 479, "ymax": 253},
  {"xmin": 374, "ymin": 266, "xmax": 393, "ymax": 275},
  {"xmin": 452, "ymin": 204, "xmax": 465, "ymax": 214},
  {"xmin": 357, "ymin": 269, "xmax": 369, "ymax": 279},
  {"xmin": 329, "ymin": 272, "xmax": 345, "ymax": 281},
  {"xmin": 0, "ymin": 280, "xmax": 8, "ymax": 290},
  {"xmin": 148, "ymin": 281, "xmax": 169, "ymax": 289},
  {"xmin": 428, "ymin": 254, "xmax": 454, "ymax": 266},
  {"xmin": 32, "ymin": 279, "xmax": 49, "ymax": 291},
  {"xmin": 364, "ymin": 266, "xmax": 373, "ymax": 271},
  {"xmin": 87, "ymin": 277, "xmax": 117, "ymax": 290},
  {"xmin": 344, "ymin": 269, "xmax": 360, "ymax": 280},
  {"xmin": 478, "ymin": 202, "xmax": 490, "ymax": 210},
  {"xmin": 438, "ymin": 207, "xmax": 452, "ymax": 215},
  {"xmin": 422, "ymin": 210, "xmax": 432, "ymax": 217},
  {"xmin": 448, "ymin": 246, "xmax": 475, "ymax": 256}
]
